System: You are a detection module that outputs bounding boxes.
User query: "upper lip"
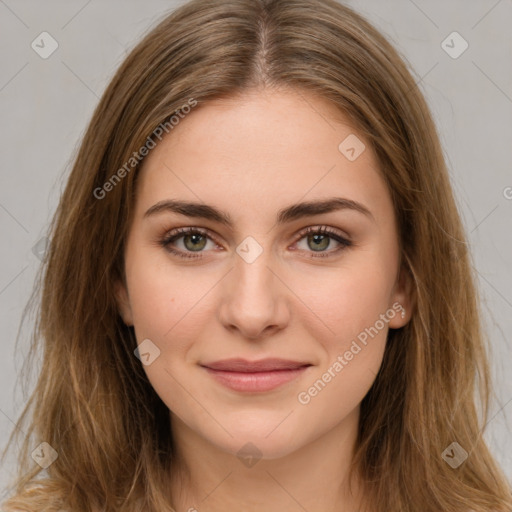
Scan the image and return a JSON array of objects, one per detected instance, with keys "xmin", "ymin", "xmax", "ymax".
[{"xmin": 201, "ymin": 358, "xmax": 311, "ymax": 372}]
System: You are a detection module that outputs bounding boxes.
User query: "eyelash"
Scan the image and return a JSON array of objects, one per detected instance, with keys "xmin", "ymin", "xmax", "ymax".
[{"xmin": 158, "ymin": 226, "xmax": 352, "ymax": 260}]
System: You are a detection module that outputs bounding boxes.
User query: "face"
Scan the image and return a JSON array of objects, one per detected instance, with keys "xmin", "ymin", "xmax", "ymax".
[{"xmin": 115, "ymin": 87, "xmax": 411, "ymax": 461}]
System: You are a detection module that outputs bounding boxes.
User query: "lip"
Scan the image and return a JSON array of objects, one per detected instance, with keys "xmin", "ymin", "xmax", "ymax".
[
  {"xmin": 200, "ymin": 358, "xmax": 312, "ymax": 392},
  {"xmin": 202, "ymin": 358, "xmax": 310, "ymax": 372}
]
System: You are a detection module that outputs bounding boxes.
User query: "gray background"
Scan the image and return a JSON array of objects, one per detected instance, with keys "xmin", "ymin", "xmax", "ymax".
[{"xmin": 1, "ymin": 0, "xmax": 511, "ymax": 496}]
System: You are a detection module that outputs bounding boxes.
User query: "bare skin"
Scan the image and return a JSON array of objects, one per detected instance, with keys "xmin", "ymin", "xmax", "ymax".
[{"xmin": 115, "ymin": 86, "xmax": 412, "ymax": 512}]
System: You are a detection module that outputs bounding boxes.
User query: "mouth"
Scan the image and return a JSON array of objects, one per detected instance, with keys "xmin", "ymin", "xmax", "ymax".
[{"xmin": 200, "ymin": 358, "xmax": 313, "ymax": 393}]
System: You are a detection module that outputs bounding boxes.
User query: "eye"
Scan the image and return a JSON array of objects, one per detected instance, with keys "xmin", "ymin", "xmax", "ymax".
[
  {"xmin": 159, "ymin": 226, "xmax": 352, "ymax": 260},
  {"xmin": 159, "ymin": 227, "xmax": 220, "ymax": 259},
  {"xmin": 292, "ymin": 226, "xmax": 352, "ymax": 258}
]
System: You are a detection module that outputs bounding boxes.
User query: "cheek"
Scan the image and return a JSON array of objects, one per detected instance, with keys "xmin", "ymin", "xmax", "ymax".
[
  {"xmin": 287, "ymin": 249, "xmax": 396, "ymax": 407},
  {"xmin": 126, "ymin": 254, "xmax": 226, "ymax": 385},
  {"xmin": 289, "ymin": 253, "xmax": 397, "ymax": 342},
  {"xmin": 294, "ymin": 265, "xmax": 392, "ymax": 417},
  {"xmin": 127, "ymin": 255, "xmax": 205, "ymax": 338},
  {"xmin": 126, "ymin": 261, "xmax": 209, "ymax": 408}
]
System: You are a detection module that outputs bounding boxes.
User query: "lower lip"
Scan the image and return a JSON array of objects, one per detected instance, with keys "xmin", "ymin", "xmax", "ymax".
[{"xmin": 203, "ymin": 367, "xmax": 310, "ymax": 392}]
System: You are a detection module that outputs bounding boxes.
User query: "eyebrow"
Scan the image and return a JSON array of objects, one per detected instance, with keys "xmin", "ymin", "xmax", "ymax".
[{"xmin": 143, "ymin": 197, "xmax": 374, "ymax": 226}]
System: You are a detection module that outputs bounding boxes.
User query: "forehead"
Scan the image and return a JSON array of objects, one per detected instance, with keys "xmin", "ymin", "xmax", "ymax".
[{"xmin": 133, "ymin": 88, "xmax": 392, "ymax": 226}]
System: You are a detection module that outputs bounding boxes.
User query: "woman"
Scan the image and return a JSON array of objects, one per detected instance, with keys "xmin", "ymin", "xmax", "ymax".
[{"xmin": 2, "ymin": 0, "xmax": 511, "ymax": 510}]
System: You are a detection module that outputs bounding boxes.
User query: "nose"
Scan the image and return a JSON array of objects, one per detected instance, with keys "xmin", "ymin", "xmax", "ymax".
[{"xmin": 218, "ymin": 249, "xmax": 291, "ymax": 340}]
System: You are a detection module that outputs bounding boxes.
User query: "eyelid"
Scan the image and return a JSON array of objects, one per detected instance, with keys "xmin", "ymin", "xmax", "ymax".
[
  {"xmin": 159, "ymin": 224, "xmax": 352, "ymax": 259},
  {"xmin": 161, "ymin": 225, "xmax": 350, "ymax": 245},
  {"xmin": 162, "ymin": 226, "xmax": 224, "ymax": 249},
  {"xmin": 292, "ymin": 225, "xmax": 351, "ymax": 244}
]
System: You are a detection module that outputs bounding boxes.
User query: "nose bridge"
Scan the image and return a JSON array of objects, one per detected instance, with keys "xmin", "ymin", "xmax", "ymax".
[
  {"xmin": 233, "ymin": 234, "xmax": 276, "ymax": 296},
  {"xmin": 234, "ymin": 251, "xmax": 274, "ymax": 301},
  {"xmin": 218, "ymin": 239, "xmax": 289, "ymax": 339}
]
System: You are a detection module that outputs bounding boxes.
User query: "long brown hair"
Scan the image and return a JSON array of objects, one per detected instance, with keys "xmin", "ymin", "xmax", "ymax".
[{"xmin": 2, "ymin": 0, "xmax": 511, "ymax": 510}]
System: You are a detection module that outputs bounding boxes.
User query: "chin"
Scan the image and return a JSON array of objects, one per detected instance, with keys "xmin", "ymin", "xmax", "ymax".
[
  {"xmin": 226, "ymin": 437, "xmax": 301, "ymax": 463},
  {"xmin": 208, "ymin": 421, "xmax": 306, "ymax": 462}
]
